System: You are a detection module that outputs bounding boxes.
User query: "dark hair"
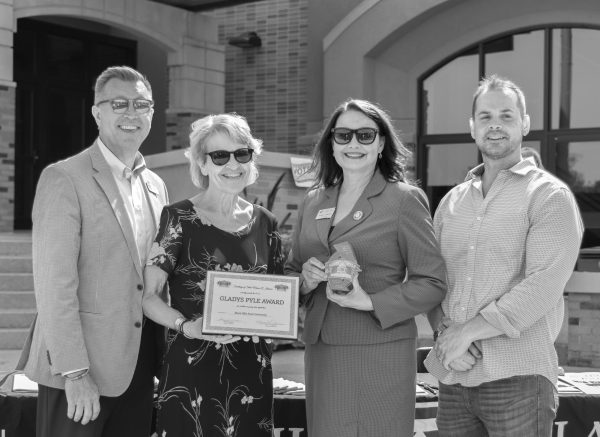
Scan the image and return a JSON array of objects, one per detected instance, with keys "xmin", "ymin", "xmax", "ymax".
[
  {"xmin": 472, "ymin": 74, "xmax": 526, "ymax": 119},
  {"xmin": 311, "ymin": 99, "xmax": 411, "ymax": 188},
  {"xmin": 94, "ymin": 66, "xmax": 152, "ymax": 101}
]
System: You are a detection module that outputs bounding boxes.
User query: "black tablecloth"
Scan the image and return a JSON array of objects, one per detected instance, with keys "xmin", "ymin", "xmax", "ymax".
[{"xmin": 2, "ymin": 376, "xmax": 600, "ymax": 436}]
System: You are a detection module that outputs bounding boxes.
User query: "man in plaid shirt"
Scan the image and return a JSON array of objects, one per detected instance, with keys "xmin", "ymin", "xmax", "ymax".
[{"xmin": 425, "ymin": 75, "xmax": 583, "ymax": 436}]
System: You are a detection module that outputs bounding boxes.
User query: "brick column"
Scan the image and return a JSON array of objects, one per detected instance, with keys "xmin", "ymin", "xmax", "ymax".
[
  {"xmin": 166, "ymin": 39, "xmax": 225, "ymax": 150},
  {"xmin": 0, "ymin": 0, "xmax": 15, "ymax": 231},
  {"xmin": 0, "ymin": 84, "xmax": 15, "ymax": 231},
  {"xmin": 567, "ymin": 293, "xmax": 600, "ymax": 367}
]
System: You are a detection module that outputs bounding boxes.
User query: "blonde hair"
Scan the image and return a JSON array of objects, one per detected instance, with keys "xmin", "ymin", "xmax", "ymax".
[{"xmin": 185, "ymin": 113, "xmax": 263, "ymax": 189}]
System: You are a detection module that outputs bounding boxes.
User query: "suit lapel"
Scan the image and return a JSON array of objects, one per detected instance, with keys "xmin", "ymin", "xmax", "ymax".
[
  {"xmin": 89, "ymin": 142, "xmax": 142, "ymax": 278},
  {"xmin": 329, "ymin": 169, "xmax": 386, "ymax": 242},
  {"xmin": 315, "ymin": 185, "xmax": 339, "ymax": 247}
]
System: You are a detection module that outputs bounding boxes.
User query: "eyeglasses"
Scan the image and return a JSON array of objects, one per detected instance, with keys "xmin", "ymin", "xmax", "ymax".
[
  {"xmin": 206, "ymin": 148, "xmax": 254, "ymax": 166},
  {"xmin": 95, "ymin": 98, "xmax": 154, "ymax": 114},
  {"xmin": 331, "ymin": 127, "xmax": 380, "ymax": 145}
]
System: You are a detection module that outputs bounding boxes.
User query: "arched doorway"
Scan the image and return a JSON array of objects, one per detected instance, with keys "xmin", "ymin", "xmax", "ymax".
[{"xmin": 13, "ymin": 17, "xmax": 137, "ymax": 229}]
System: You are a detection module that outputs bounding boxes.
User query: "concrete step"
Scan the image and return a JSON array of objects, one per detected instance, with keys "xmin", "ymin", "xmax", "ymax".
[
  {"xmin": 0, "ymin": 328, "xmax": 29, "ymax": 350},
  {"xmin": 0, "ymin": 273, "xmax": 34, "ymax": 291},
  {"xmin": 0, "ymin": 256, "xmax": 32, "ymax": 273},
  {"xmin": 0, "ymin": 349, "xmax": 21, "ymax": 372},
  {"xmin": 0, "ymin": 240, "xmax": 32, "ymax": 256},
  {"xmin": 0, "ymin": 309, "xmax": 36, "ymax": 329},
  {"xmin": 0, "ymin": 291, "xmax": 36, "ymax": 310}
]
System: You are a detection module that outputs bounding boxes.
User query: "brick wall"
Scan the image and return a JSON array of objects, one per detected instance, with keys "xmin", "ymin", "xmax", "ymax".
[
  {"xmin": 214, "ymin": 0, "xmax": 309, "ymax": 155},
  {"xmin": 166, "ymin": 112, "xmax": 208, "ymax": 151},
  {"xmin": 0, "ymin": 85, "xmax": 15, "ymax": 231},
  {"xmin": 567, "ymin": 293, "xmax": 600, "ymax": 367}
]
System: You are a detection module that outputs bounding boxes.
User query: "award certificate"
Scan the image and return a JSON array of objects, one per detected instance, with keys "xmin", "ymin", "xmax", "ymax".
[{"xmin": 202, "ymin": 271, "xmax": 299, "ymax": 339}]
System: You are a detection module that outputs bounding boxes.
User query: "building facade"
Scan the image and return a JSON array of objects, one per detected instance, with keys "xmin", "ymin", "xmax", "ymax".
[{"xmin": 1, "ymin": 0, "xmax": 600, "ymax": 365}]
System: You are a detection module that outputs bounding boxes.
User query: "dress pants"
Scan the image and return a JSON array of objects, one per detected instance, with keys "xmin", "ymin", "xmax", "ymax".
[{"xmin": 36, "ymin": 319, "xmax": 160, "ymax": 437}]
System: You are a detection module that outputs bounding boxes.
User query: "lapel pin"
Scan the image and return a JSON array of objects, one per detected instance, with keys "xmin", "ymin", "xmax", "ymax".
[
  {"xmin": 353, "ymin": 211, "xmax": 363, "ymax": 221},
  {"xmin": 146, "ymin": 181, "xmax": 157, "ymax": 195}
]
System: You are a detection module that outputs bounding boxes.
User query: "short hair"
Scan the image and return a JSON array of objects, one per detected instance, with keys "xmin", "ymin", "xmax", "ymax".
[
  {"xmin": 186, "ymin": 113, "xmax": 263, "ymax": 189},
  {"xmin": 312, "ymin": 99, "xmax": 411, "ymax": 188},
  {"xmin": 94, "ymin": 66, "xmax": 152, "ymax": 101},
  {"xmin": 472, "ymin": 74, "xmax": 527, "ymax": 119},
  {"xmin": 521, "ymin": 146, "xmax": 544, "ymax": 169}
]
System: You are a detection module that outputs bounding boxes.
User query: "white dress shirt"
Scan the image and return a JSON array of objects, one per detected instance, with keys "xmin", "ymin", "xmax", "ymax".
[{"xmin": 97, "ymin": 138, "xmax": 156, "ymax": 265}]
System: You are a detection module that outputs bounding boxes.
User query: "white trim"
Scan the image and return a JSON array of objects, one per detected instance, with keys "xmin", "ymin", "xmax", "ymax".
[
  {"xmin": 144, "ymin": 149, "xmax": 186, "ymax": 168},
  {"xmin": 323, "ymin": 0, "xmax": 381, "ymax": 51}
]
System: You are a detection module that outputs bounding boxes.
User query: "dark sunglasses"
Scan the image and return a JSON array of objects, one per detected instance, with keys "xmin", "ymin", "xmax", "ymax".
[
  {"xmin": 206, "ymin": 148, "xmax": 254, "ymax": 166},
  {"xmin": 331, "ymin": 127, "xmax": 380, "ymax": 145},
  {"xmin": 95, "ymin": 98, "xmax": 154, "ymax": 114}
]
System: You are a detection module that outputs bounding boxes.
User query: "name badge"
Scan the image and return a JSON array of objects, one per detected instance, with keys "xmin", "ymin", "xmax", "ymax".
[{"xmin": 316, "ymin": 208, "xmax": 335, "ymax": 220}]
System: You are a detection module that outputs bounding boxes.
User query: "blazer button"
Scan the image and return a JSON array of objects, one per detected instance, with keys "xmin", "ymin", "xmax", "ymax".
[
  {"xmin": 134, "ymin": 321, "xmax": 142, "ymax": 328},
  {"xmin": 137, "ymin": 284, "xmax": 143, "ymax": 291}
]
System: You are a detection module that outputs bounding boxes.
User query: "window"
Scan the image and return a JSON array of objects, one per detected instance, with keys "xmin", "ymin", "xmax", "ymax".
[{"xmin": 418, "ymin": 26, "xmax": 600, "ymax": 248}]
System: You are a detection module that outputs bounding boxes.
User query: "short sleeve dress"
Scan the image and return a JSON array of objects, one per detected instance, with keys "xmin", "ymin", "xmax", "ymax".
[{"xmin": 147, "ymin": 199, "xmax": 284, "ymax": 436}]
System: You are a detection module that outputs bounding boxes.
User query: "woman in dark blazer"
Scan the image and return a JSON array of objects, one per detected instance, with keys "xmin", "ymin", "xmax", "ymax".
[{"xmin": 285, "ymin": 99, "xmax": 447, "ymax": 436}]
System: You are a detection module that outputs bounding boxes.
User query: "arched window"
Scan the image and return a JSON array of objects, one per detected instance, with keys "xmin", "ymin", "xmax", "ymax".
[{"xmin": 418, "ymin": 26, "xmax": 600, "ymax": 248}]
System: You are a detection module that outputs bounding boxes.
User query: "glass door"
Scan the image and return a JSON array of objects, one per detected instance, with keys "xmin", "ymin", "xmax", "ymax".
[{"xmin": 551, "ymin": 135, "xmax": 600, "ymax": 248}]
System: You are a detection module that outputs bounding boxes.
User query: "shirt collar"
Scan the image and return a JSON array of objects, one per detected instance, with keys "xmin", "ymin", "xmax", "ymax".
[
  {"xmin": 465, "ymin": 157, "xmax": 537, "ymax": 182},
  {"xmin": 97, "ymin": 138, "xmax": 146, "ymax": 180}
]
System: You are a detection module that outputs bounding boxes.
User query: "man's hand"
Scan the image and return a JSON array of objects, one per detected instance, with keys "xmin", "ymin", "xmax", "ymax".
[
  {"xmin": 65, "ymin": 374, "xmax": 100, "ymax": 425},
  {"xmin": 434, "ymin": 323, "xmax": 473, "ymax": 370},
  {"xmin": 447, "ymin": 351, "xmax": 477, "ymax": 371}
]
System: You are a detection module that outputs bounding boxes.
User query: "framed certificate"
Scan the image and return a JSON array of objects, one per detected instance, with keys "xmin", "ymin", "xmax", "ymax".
[{"xmin": 202, "ymin": 271, "xmax": 299, "ymax": 339}]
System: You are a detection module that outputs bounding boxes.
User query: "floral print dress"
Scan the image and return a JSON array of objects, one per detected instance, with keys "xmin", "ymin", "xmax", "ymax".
[{"xmin": 148, "ymin": 199, "xmax": 284, "ymax": 437}]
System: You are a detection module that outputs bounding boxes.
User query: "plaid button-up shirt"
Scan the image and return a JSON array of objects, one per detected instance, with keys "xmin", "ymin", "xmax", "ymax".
[{"xmin": 425, "ymin": 159, "xmax": 583, "ymax": 387}]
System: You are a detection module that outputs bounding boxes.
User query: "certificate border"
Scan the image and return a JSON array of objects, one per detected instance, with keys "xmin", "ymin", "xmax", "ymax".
[{"xmin": 202, "ymin": 271, "xmax": 299, "ymax": 339}]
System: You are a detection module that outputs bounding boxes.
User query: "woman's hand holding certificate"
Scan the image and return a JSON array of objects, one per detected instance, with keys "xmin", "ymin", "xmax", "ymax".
[{"xmin": 182, "ymin": 317, "xmax": 241, "ymax": 344}]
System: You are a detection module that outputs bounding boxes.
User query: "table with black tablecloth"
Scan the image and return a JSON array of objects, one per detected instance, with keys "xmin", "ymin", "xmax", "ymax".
[{"xmin": 2, "ymin": 374, "xmax": 600, "ymax": 436}]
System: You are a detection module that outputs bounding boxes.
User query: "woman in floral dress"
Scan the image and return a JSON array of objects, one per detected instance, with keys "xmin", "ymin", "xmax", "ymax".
[{"xmin": 142, "ymin": 113, "xmax": 283, "ymax": 436}]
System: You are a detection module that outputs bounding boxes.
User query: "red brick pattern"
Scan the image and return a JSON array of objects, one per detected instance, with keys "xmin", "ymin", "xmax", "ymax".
[
  {"xmin": 213, "ymin": 0, "xmax": 309, "ymax": 155},
  {"xmin": 0, "ymin": 85, "xmax": 15, "ymax": 231},
  {"xmin": 567, "ymin": 293, "xmax": 600, "ymax": 367},
  {"xmin": 166, "ymin": 112, "xmax": 210, "ymax": 151}
]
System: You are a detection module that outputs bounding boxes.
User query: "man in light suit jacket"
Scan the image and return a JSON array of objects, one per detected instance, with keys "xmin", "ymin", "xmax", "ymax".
[{"xmin": 19, "ymin": 66, "xmax": 169, "ymax": 437}]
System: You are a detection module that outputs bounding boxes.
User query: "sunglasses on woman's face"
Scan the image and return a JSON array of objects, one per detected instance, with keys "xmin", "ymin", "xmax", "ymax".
[
  {"xmin": 331, "ymin": 127, "xmax": 380, "ymax": 145},
  {"xmin": 205, "ymin": 148, "xmax": 254, "ymax": 166}
]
